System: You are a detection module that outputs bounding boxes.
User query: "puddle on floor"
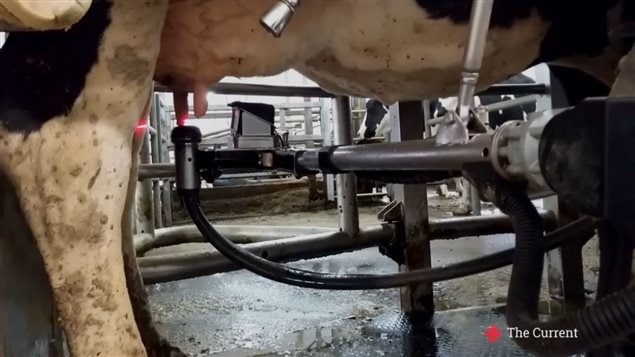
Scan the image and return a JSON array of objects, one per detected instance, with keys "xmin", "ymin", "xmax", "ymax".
[{"xmin": 206, "ymin": 306, "xmax": 539, "ymax": 357}]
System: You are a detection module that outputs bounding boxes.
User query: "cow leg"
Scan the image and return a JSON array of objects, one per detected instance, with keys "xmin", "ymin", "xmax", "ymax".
[
  {"xmin": 122, "ymin": 123, "xmax": 185, "ymax": 357},
  {"xmin": 453, "ymin": 177, "xmax": 472, "ymax": 216},
  {"xmin": 453, "ymin": 177, "xmax": 464, "ymax": 196},
  {"xmin": 0, "ymin": 1, "xmax": 168, "ymax": 355},
  {"xmin": 0, "ymin": 120, "xmax": 148, "ymax": 356}
]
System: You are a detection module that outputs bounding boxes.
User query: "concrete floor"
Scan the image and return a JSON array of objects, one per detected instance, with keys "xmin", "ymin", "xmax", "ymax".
[{"xmin": 146, "ymin": 194, "xmax": 601, "ymax": 356}]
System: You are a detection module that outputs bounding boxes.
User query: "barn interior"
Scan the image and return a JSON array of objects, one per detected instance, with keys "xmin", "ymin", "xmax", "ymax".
[{"xmin": 1, "ymin": 1, "xmax": 635, "ymax": 356}]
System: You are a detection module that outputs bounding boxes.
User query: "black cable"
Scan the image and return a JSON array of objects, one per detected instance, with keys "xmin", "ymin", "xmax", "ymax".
[
  {"xmin": 182, "ymin": 191, "xmax": 597, "ymax": 290},
  {"xmin": 498, "ymin": 188, "xmax": 635, "ymax": 356}
]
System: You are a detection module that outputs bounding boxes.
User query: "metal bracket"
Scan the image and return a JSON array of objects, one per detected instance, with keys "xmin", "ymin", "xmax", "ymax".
[
  {"xmin": 376, "ymin": 200, "xmax": 407, "ymax": 265},
  {"xmin": 377, "ymin": 200, "xmax": 404, "ymax": 223}
]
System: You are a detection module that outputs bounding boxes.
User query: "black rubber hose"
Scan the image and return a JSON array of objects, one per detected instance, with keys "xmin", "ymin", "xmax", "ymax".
[
  {"xmin": 182, "ymin": 191, "xmax": 596, "ymax": 290},
  {"xmin": 498, "ymin": 190, "xmax": 635, "ymax": 356},
  {"xmin": 590, "ymin": 222, "xmax": 635, "ymax": 356}
]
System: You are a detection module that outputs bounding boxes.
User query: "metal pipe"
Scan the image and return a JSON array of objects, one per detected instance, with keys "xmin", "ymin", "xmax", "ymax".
[
  {"xmin": 427, "ymin": 95, "xmax": 541, "ymax": 128},
  {"xmin": 143, "ymin": 135, "xmax": 491, "ymax": 182},
  {"xmin": 202, "ymin": 128, "xmax": 231, "ymax": 139},
  {"xmin": 153, "ymin": 83, "xmax": 545, "ymax": 101},
  {"xmin": 135, "ymin": 225, "xmax": 337, "ymax": 255},
  {"xmin": 154, "ymin": 83, "xmax": 335, "ymax": 98},
  {"xmin": 423, "ymin": 100, "xmax": 433, "ymax": 138},
  {"xmin": 138, "ymin": 210, "xmax": 555, "ymax": 249},
  {"xmin": 326, "ymin": 134, "xmax": 492, "ymax": 171},
  {"xmin": 470, "ymin": 183, "xmax": 482, "ymax": 216},
  {"xmin": 139, "ymin": 225, "xmax": 393, "ymax": 284},
  {"xmin": 429, "ymin": 209, "xmax": 557, "ymax": 240},
  {"xmin": 483, "ymin": 94, "xmax": 540, "ymax": 113},
  {"xmin": 457, "ymin": 0, "xmax": 494, "ymax": 121},
  {"xmin": 136, "ymin": 209, "xmax": 556, "ymax": 255},
  {"xmin": 357, "ymin": 192, "xmax": 388, "ymax": 199},
  {"xmin": 136, "ymin": 130, "xmax": 156, "ymax": 235},
  {"xmin": 334, "ymin": 96, "xmax": 359, "ymax": 235},
  {"xmin": 138, "ymin": 163, "xmax": 175, "ymax": 180},
  {"xmin": 150, "ymin": 102, "xmax": 163, "ymax": 229},
  {"xmin": 138, "ymin": 164, "xmax": 292, "ymax": 181},
  {"xmin": 478, "ymin": 83, "xmax": 548, "ymax": 96},
  {"xmin": 138, "ymin": 210, "xmax": 557, "ymax": 284}
]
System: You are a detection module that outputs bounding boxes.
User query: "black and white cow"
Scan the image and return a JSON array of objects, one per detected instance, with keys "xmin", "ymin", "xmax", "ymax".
[
  {"xmin": 0, "ymin": 0, "xmax": 630, "ymax": 355},
  {"xmin": 357, "ymin": 99, "xmax": 390, "ymax": 142}
]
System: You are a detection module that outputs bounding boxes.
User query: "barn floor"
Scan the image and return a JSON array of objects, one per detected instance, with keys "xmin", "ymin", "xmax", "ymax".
[{"xmin": 146, "ymin": 188, "xmax": 601, "ymax": 356}]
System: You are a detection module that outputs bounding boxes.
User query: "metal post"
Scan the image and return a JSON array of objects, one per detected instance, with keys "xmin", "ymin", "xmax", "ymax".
[
  {"xmin": 279, "ymin": 108, "xmax": 287, "ymax": 132},
  {"xmin": 320, "ymin": 99, "xmax": 336, "ymax": 202},
  {"xmin": 149, "ymin": 98, "xmax": 163, "ymax": 229},
  {"xmin": 135, "ymin": 127, "xmax": 155, "ymax": 235},
  {"xmin": 154, "ymin": 94, "xmax": 164, "ymax": 163},
  {"xmin": 470, "ymin": 183, "xmax": 482, "ymax": 215},
  {"xmin": 334, "ymin": 96, "xmax": 359, "ymax": 235},
  {"xmin": 422, "ymin": 100, "xmax": 432, "ymax": 139},
  {"xmin": 304, "ymin": 98, "xmax": 319, "ymax": 201},
  {"xmin": 388, "ymin": 101, "xmax": 434, "ymax": 315},
  {"xmin": 162, "ymin": 179, "xmax": 173, "ymax": 227},
  {"xmin": 155, "ymin": 95, "xmax": 174, "ymax": 227}
]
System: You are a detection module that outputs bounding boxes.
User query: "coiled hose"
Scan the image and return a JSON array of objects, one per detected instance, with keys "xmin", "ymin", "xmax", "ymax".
[
  {"xmin": 181, "ymin": 190, "xmax": 595, "ymax": 290},
  {"xmin": 498, "ymin": 188, "xmax": 635, "ymax": 356}
]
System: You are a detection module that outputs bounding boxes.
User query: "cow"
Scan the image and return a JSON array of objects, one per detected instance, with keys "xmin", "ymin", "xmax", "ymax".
[
  {"xmin": 357, "ymin": 99, "xmax": 390, "ymax": 143},
  {"xmin": 0, "ymin": 0, "xmax": 630, "ymax": 356},
  {"xmin": 0, "ymin": 1, "xmax": 180, "ymax": 356}
]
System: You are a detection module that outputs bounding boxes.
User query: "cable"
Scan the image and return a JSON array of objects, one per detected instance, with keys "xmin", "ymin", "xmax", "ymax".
[
  {"xmin": 498, "ymin": 188, "xmax": 635, "ymax": 356},
  {"xmin": 182, "ymin": 191, "xmax": 597, "ymax": 290}
]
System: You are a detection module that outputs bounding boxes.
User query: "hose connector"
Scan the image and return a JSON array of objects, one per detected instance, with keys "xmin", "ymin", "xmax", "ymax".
[
  {"xmin": 490, "ymin": 110, "xmax": 566, "ymax": 198},
  {"xmin": 171, "ymin": 126, "xmax": 202, "ymax": 192},
  {"xmin": 260, "ymin": 0, "xmax": 301, "ymax": 38}
]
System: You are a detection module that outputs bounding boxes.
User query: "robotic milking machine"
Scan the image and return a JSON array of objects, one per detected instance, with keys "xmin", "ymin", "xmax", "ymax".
[{"xmin": 171, "ymin": 1, "xmax": 635, "ymax": 355}]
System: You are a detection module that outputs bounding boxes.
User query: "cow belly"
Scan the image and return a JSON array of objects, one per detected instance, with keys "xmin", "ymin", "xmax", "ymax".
[
  {"xmin": 156, "ymin": 0, "xmax": 547, "ymax": 102},
  {"xmin": 155, "ymin": 0, "xmax": 333, "ymax": 88}
]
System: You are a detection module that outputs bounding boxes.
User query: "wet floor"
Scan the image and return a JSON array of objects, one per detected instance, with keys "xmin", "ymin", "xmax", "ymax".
[{"xmin": 147, "ymin": 198, "xmax": 600, "ymax": 356}]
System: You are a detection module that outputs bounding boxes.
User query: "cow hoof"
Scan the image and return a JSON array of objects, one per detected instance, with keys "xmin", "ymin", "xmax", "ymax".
[
  {"xmin": 436, "ymin": 184, "xmax": 449, "ymax": 197},
  {"xmin": 452, "ymin": 206, "xmax": 472, "ymax": 216}
]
